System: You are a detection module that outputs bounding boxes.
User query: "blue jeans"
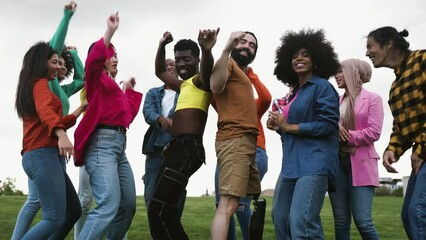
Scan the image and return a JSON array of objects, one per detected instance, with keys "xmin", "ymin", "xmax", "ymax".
[
  {"xmin": 273, "ymin": 174, "xmax": 328, "ymax": 240},
  {"xmin": 74, "ymin": 166, "xmax": 92, "ymax": 240},
  {"xmin": 329, "ymin": 167, "xmax": 379, "ymax": 240},
  {"xmin": 78, "ymin": 128, "xmax": 136, "ymax": 240},
  {"xmin": 12, "ymin": 178, "xmax": 41, "ymax": 240},
  {"xmin": 19, "ymin": 147, "xmax": 81, "ymax": 240},
  {"xmin": 74, "ymin": 165, "xmax": 128, "ymax": 240},
  {"xmin": 402, "ymin": 164, "xmax": 426, "ymax": 240},
  {"xmin": 13, "ymin": 157, "xmax": 67, "ymax": 240},
  {"xmin": 143, "ymin": 147, "xmax": 187, "ymax": 238},
  {"xmin": 214, "ymin": 147, "xmax": 268, "ymax": 240}
]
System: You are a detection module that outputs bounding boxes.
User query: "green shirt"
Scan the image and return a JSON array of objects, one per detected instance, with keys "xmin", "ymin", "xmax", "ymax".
[{"xmin": 48, "ymin": 8, "xmax": 84, "ymax": 115}]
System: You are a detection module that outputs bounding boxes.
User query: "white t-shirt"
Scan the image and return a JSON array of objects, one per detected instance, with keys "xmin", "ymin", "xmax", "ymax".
[{"xmin": 162, "ymin": 89, "xmax": 176, "ymax": 117}]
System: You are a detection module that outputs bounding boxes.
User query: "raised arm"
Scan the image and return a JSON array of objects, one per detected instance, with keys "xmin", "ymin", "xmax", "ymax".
[
  {"xmin": 155, "ymin": 32, "xmax": 181, "ymax": 91},
  {"xmin": 104, "ymin": 12, "xmax": 119, "ymax": 48},
  {"xmin": 50, "ymin": 1, "xmax": 77, "ymax": 54},
  {"xmin": 210, "ymin": 31, "xmax": 245, "ymax": 94},
  {"xmin": 61, "ymin": 47, "xmax": 85, "ymax": 97},
  {"xmin": 85, "ymin": 13, "xmax": 119, "ymax": 96},
  {"xmin": 196, "ymin": 28, "xmax": 220, "ymax": 91}
]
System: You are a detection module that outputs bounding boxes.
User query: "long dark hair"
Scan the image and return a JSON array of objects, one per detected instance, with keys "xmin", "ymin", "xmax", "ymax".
[
  {"xmin": 61, "ymin": 47, "xmax": 74, "ymax": 78},
  {"xmin": 15, "ymin": 42, "xmax": 57, "ymax": 118}
]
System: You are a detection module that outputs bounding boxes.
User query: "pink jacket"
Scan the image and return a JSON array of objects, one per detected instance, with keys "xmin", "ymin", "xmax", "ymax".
[
  {"xmin": 73, "ymin": 38, "xmax": 143, "ymax": 166},
  {"xmin": 342, "ymin": 88, "xmax": 384, "ymax": 186}
]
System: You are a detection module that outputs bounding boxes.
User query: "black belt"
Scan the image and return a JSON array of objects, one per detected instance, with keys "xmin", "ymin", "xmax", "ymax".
[{"xmin": 96, "ymin": 124, "xmax": 127, "ymax": 133}]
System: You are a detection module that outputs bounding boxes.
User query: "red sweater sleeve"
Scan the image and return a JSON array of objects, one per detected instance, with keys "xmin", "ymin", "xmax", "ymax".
[
  {"xmin": 125, "ymin": 89, "xmax": 143, "ymax": 124},
  {"xmin": 247, "ymin": 68, "xmax": 272, "ymax": 117},
  {"xmin": 247, "ymin": 68, "xmax": 271, "ymax": 149},
  {"xmin": 33, "ymin": 79, "xmax": 66, "ymax": 138}
]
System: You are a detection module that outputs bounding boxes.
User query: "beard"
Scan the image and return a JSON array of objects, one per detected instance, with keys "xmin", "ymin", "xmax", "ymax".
[{"xmin": 231, "ymin": 48, "xmax": 255, "ymax": 67}]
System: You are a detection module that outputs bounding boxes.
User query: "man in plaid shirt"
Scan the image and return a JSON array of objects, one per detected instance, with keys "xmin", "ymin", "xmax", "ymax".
[{"xmin": 366, "ymin": 26, "xmax": 426, "ymax": 239}]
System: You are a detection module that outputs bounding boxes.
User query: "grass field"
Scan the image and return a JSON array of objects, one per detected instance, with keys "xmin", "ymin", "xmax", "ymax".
[{"xmin": 0, "ymin": 195, "xmax": 406, "ymax": 239}]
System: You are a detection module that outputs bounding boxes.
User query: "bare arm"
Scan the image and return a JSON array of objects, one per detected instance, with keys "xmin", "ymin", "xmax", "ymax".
[
  {"xmin": 196, "ymin": 28, "xmax": 220, "ymax": 91},
  {"xmin": 155, "ymin": 32, "xmax": 181, "ymax": 91},
  {"xmin": 210, "ymin": 31, "xmax": 245, "ymax": 94}
]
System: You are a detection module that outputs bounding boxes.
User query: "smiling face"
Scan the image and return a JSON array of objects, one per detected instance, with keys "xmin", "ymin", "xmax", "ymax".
[
  {"xmin": 174, "ymin": 50, "xmax": 199, "ymax": 80},
  {"xmin": 365, "ymin": 37, "xmax": 389, "ymax": 68},
  {"xmin": 57, "ymin": 56, "xmax": 67, "ymax": 81},
  {"xmin": 47, "ymin": 54, "xmax": 60, "ymax": 80},
  {"xmin": 291, "ymin": 48, "xmax": 313, "ymax": 75},
  {"xmin": 166, "ymin": 58, "xmax": 178, "ymax": 77},
  {"xmin": 231, "ymin": 33, "xmax": 257, "ymax": 67},
  {"xmin": 334, "ymin": 67, "xmax": 346, "ymax": 89}
]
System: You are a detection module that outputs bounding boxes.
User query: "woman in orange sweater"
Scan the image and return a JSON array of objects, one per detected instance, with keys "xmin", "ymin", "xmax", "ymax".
[{"xmin": 15, "ymin": 42, "xmax": 85, "ymax": 239}]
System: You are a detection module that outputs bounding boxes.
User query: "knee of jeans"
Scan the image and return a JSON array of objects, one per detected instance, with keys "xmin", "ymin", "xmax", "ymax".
[
  {"xmin": 46, "ymin": 215, "xmax": 66, "ymax": 229},
  {"xmin": 80, "ymin": 195, "xmax": 92, "ymax": 207},
  {"xmin": 333, "ymin": 213, "xmax": 351, "ymax": 227},
  {"xmin": 121, "ymin": 200, "xmax": 136, "ymax": 217},
  {"xmin": 355, "ymin": 221, "xmax": 375, "ymax": 233}
]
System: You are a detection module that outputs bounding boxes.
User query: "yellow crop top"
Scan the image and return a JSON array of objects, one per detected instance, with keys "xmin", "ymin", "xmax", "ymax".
[{"xmin": 175, "ymin": 76, "xmax": 211, "ymax": 113}]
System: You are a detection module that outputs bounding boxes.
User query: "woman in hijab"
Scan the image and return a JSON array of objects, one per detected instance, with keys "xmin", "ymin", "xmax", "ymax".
[{"xmin": 330, "ymin": 58, "xmax": 384, "ymax": 240}]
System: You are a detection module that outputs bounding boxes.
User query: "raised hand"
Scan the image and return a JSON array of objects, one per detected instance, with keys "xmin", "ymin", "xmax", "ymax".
[
  {"xmin": 198, "ymin": 28, "xmax": 220, "ymax": 51},
  {"xmin": 65, "ymin": 45, "xmax": 77, "ymax": 51},
  {"xmin": 160, "ymin": 31, "xmax": 174, "ymax": 46},
  {"xmin": 65, "ymin": 1, "xmax": 77, "ymax": 13},
  {"xmin": 107, "ymin": 12, "xmax": 120, "ymax": 33},
  {"xmin": 225, "ymin": 31, "xmax": 245, "ymax": 52}
]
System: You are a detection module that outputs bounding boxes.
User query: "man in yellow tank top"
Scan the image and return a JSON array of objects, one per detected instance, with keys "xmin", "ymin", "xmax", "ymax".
[{"xmin": 147, "ymin": 28, "xmax": 219, "ymax": 240}]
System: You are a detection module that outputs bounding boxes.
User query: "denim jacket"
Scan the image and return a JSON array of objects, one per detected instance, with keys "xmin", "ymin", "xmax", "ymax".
[
  {"xmin": 281, "ymin": 75, "xmax": 340, "ymax": 182},
  {"xmin": 142, "ymin": 85, "xmax": 179, "ymax": 154}
]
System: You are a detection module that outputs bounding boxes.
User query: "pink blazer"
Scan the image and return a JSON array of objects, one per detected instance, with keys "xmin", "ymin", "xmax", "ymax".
[{"xmin": 341, "ymin": 88, "xmax": 384, "ymax": 186}]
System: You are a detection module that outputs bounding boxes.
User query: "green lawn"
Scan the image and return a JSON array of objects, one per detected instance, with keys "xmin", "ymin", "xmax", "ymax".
[{"xmin": 0, "ymin": 195, "xmax": 406, "ymax": 239}]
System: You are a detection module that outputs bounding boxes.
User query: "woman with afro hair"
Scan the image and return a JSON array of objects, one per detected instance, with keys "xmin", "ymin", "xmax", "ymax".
[{"xmin": 267, "ymin": 28, "xmax": 340, "ymax": 239}]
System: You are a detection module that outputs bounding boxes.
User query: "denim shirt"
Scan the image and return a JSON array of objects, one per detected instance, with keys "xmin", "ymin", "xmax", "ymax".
[
  {"xmin": 280, "ymin": 75, "xmax": 339, "ymax": 182},
  {"xmin": 142, "ymin": 85, "xmax": 179, "ymax": 154}
]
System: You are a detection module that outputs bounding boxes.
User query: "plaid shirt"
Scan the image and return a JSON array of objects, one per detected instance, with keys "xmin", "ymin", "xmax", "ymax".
[{"xmin": 386, "ymin": 50, "xmax": 426, "ymax": 159}]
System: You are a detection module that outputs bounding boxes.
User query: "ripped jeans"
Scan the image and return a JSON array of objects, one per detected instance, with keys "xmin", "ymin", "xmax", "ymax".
[{"xmin": 147, "ymin": 134, "xmax": 205, "ymax": 240}]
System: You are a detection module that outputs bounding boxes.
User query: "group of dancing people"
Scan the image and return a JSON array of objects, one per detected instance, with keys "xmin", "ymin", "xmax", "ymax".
[{"xmin": 13, "ymin": 1, "xmax": 425, "ymax": 240}]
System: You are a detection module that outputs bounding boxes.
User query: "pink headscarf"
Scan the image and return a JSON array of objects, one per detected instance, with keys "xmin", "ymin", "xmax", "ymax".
[{"xmin": 340, "ymin": 59, "xmax": 372, "ymax": 153}]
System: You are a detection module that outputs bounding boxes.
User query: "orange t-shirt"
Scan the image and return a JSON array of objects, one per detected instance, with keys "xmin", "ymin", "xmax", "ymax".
[{"xmin": 213, "ymin": 59, "xmax": 259, "ymax": 141}]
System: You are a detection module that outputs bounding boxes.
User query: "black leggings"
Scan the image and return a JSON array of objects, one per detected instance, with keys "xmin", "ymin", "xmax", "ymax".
[{"xmin": 148, "ymin": 135, "xmax": 205, "ymax": 240}]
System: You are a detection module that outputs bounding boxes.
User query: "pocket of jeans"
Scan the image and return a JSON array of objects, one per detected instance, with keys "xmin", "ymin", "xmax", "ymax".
[
  {"xmin": 96, "ymin": 129, "xmax": 118, "ymax": 142},
  {"xmin": 194, "ymin": 142, "xmax": 206, "ymax": 164},
  {"xmin": 22, "ymin": 149, "xmax": 42, "ymax": 178}
]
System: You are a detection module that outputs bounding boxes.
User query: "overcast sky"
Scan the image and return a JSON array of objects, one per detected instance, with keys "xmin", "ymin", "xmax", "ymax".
[{"xmin": 1, "ymin": 0, "xmax": 425, "ymax": 197}]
